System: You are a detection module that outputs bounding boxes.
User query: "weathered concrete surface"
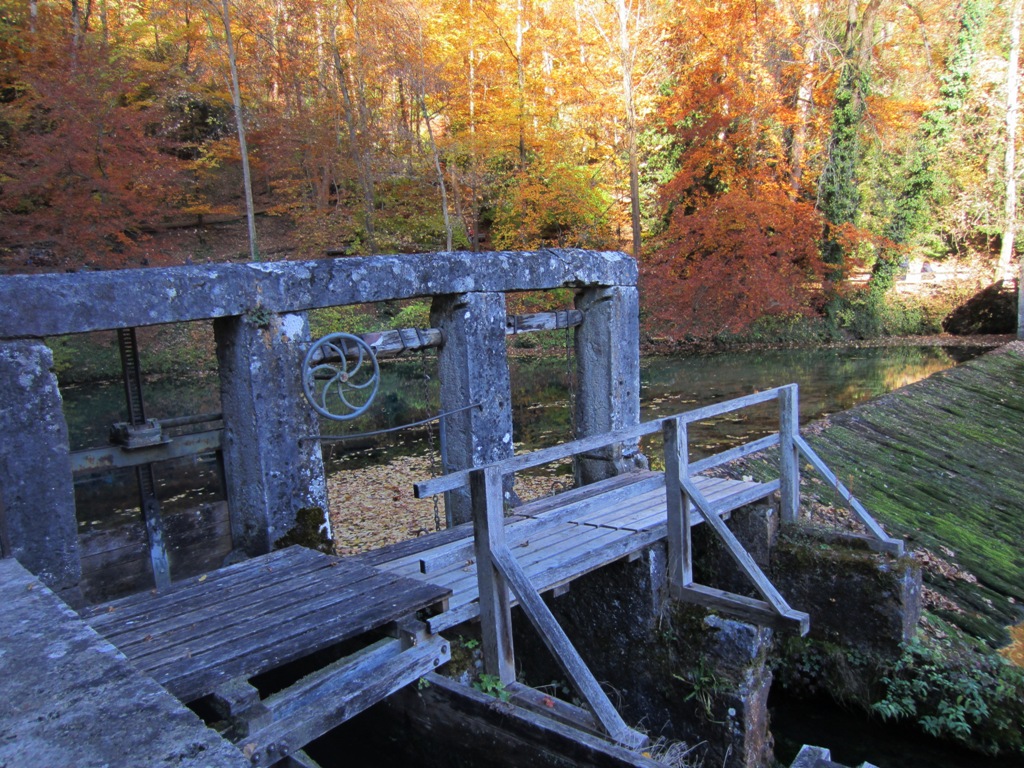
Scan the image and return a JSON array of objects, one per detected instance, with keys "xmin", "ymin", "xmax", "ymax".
[
  {"xmin": 770, "ymin": 532, "xmax": 921, "ymax": 656},
  {"xmin": 432, "ymin": 292, "xmax": 514, "ymax": 524},
  {"xmin": 0, "ymin": 250, "xmax": 637, "ymax": 338},
  {"xmin": 0, "ymin": 342, "xmax": 80, "ymax": 596},
  {"xmin": 214, "ymin": 312, "xmax": 328, "ymax": 555},
  {"xmin": 0, "ymin": 557, "xmax": 247, "ymax": 768},
  {"xmin": 574, "ymin": 286, "xmax": 645, "ymax": 484}
]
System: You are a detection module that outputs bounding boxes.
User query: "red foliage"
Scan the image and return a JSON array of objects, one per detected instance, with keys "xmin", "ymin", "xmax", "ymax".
[
  {"xmin": 642, "ymin": 188, "xmax": 827, "ymax": 338},
  {"xmin": 0, "ymin": 42, "xmax": 182, "ymax": 267}
]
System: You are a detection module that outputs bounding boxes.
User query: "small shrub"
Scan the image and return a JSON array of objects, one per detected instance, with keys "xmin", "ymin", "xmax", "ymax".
[{"xmin": 873, "ymin": 632, "xmax": 1024, "ymax": 756}]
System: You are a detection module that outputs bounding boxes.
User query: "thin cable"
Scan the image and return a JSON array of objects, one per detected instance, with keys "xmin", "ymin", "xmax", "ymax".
[{"xmin": 304, "ymin": 401, "xmax": 482, "ymax": 442}]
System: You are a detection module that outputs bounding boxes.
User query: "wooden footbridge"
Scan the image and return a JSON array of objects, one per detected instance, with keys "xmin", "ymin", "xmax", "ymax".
[{"xmin": 34, "ymin": 385, "xmax": 900, "ymax": 766}]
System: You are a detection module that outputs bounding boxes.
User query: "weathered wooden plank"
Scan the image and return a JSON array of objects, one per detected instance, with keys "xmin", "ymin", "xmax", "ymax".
[
  {"xmin": 507, "ymin": 682, "xmax": 602, "ymax": 738},
  {"xmin": 506, "ymin": 309, "xmax": 583, "ymax": 335},
  {"xmin": 778, "ymin": 384, "xmax": 800, "ymax": 523},
  {"xmin": 664, "ymin": 418, "xmax": 691, "ymax": 590},
  {"xmin": 146, "ymin": 571, "xmax": 448, "ymax": 701},
  {"xmin": 491, "ymin": 545, "xmax": 647, "ymax": 750},
  {"xmin": 472, "ymin": 466, "xmax": 517, "ymax": 684},
  {"xmin": 513, "ymin": 472, "xmax": 660, "ymax": 519},
  {"xmin": 426, "ymin": 518, "xmax": 670, "ymax": 634},
  {"xmin": 794, "ymin": 435, "xmax": 904, "ymax": 555},
  {"xmin": 562, "ymin": 488, "xmax": 665, "ymax": 530},
  {"xmin": 308, "ymin": 311, "xmax": 583, "ymax": 363},
  {"xmin": 70, "ymin": 430, "xmax": 222, "ymax": 474},
  {"xmin": 671, "ymin": 583, "xmax": 809, "ymax": 635},
  {"xmin": 130, "ymin": 564, "xmax": 439, "ymax": 668},
  {"xmin": 104, "ymin": 558, "xmax": 381, "ymax": 652},
  {"xmin": 90, "ymin": 552, "xmax": 360, "ymax": 640},
  {"xmin": 417, "ymin": 473, "xmax": 663, "ymax": 573},
  {"xmin": 415, "ymin": 428, "xmax": 664, "ymax": 498},
  {"xmin": 84, "ymin": 546, "xmax": 320, "ymax": 623},
  {"xmin": 416, "ymin": 388, "xmax": 788, "ymax": 499},
  {"xmin": 705, "ymin": 480, "xmax": 780, "ymax": 517},
  {"xmin": 239, "ymin": 635, "xmax": 451, "ymax": 768}
]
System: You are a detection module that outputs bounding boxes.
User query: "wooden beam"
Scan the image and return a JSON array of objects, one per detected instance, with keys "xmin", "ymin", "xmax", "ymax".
[
  {"xmin": 240, "ymin": 635, "xmax": 450, "ymax": 768},
  {"xmin": 689, "ymin": 434, "xmax": 779, "ymax": 475},
  {"xmin": 309, "ymin": 310, "xmax": 584, "ymax": 363},
  {"xmin": 671, "ymin": 583, "xmax": 809, "ymax": 635},
  {"xmin": 506, "ymin": 682, "xmax": 602, "ymax": 738},
  {"xmin": 794, "ymin": 435, "xmax": 904, "ymax": 555},
  {"xmin": 382, "ymin": 672, "xmax": 667, "ymax": 768},
  {"xmin": 490, "ymin": 545, "xmax": 648, "ymax": 750},
  {"xmin": 415, "ymin": 386, "xmax": 788, "ymax": 499},
  {"xmin": 663, "ymin": 418, "xmax": 692, "ymax": 590},
  {"xmin": 681, "ymin": 477, "xmax": 795, "ymax": 615},
  {"xmin": 778, "ymin": 384, "xmax": 800, "ymax": 523},
  {"xmin": 470, "ymin": 466, "xmax": 516, "ymax": 684}
]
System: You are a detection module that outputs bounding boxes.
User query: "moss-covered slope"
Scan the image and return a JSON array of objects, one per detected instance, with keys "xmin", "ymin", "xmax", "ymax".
[{"xmin": 803, "ymin": 342, "xmax": 1024, "ymax": 643}]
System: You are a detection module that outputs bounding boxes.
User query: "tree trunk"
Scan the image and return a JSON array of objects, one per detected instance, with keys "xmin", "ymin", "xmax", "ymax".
[
  {"xmin": 217, "ymin": 0, "xmax": 259, "ymax": 261},
  {"xmin": 616, "ymin": 0, "xmax": 642, "ymax": 258},
  {"xmin": 516, "ymin": 0, "xmax": 528, "ymax": 167},
  {"xmin": 790, "ymin": 2, "xmax": 820, "ymax": 195},
  {"xmin": 1000, "ymin": 0, "xmax": 1021, "ymax": 291}
]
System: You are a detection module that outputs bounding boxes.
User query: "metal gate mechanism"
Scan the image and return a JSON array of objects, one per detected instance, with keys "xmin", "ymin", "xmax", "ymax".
[{"xmin": 302, "ymin": 333, "xmax": 381, "ymax": 421}]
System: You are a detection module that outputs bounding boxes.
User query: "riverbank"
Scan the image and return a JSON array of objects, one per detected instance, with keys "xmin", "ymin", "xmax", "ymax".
[{"xmin": 639, "ymin": 332, "xmax": 1013, "ymax": 359}]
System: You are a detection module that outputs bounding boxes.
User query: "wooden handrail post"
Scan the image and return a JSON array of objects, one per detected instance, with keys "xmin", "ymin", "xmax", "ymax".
[
  {"xmin": 779, "ymin": 384, "xmax": 800, "ymax": 524},
  {"xmin": 663, "ymin": 417, "xmax": 693, "ymax": 590},
  {"xmin": 470, "ymin": 466, "xmax": 516, "ymax": 684}
]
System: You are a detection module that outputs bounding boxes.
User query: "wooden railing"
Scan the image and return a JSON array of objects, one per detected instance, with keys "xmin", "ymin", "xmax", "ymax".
[{"xmin": 413, "ymin": 383, "xmax": 903, "ymax": 747}]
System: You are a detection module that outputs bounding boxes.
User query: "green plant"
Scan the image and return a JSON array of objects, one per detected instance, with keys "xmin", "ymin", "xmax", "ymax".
[
  {"xmin": 674, "ymin": 660, "xmax": 722, "ymax": 722},
  {"xmin": 245, "ymin": 306, "xmax": 274, "ymax": 328},
  {"xmin": 472, "ymin": 673, "xmax": 511, "ymax": 702},
  {"xmin": 872, "ymin": 632, "xmax": 1024, "ymax": 756}
]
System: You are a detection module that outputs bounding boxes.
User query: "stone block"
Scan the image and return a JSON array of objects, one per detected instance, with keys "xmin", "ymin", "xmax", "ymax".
[
  {"xmin": 215, "ymin": 312, "xmax": 328, "ymax": 555},
  {"xmin": 0, "ymin": 341, "xmax": 79, "ymax": 594},
  {"xmin": 432, "ymin": 292, "xmax": 514, "ymax": 524}
]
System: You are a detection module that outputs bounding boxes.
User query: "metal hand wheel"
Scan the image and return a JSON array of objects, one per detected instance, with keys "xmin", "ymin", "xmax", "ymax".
[{"xmin": 302, "ymin": 333, "xmax": 380, "ymax": 420}]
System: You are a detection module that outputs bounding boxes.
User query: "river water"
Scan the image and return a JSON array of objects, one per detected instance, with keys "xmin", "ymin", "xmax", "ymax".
[{"xmin": 65, "ymin": 342, "xmax": 983, "ymax": 527}]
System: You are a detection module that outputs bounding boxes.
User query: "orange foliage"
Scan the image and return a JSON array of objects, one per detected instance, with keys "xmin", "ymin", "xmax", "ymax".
[
  {"xmin": 0, "ymin": 23, "xmax": 182, "ymax": 266},
  {"xmin": 643, "ymin": 188, "xmax": 827, "ymax": 337}
]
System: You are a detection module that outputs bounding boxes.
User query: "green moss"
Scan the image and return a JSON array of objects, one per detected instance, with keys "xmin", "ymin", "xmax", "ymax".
[
  {"xmin": 800, "ymin": 347, "xmax": 1024, "ymax": 644},
  {"xmin": 273, "ymin": 506, "xmax": 333, "ymax": 554}
]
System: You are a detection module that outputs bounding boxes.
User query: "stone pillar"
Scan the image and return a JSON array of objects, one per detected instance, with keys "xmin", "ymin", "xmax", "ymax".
[
  {"xmin": 214, "ymin": 312, "xmax": 328, "ymax": 555},
  {"xmin": 0, "ymin": 341, "xmax": 80, "ymax": 595},
  {"xmin": 432, "ymin": 292, "xmax": 514, "ymax": 525},
  {"xmin": 573, "ymin": 285, "xmax": 644, "ymax": 484}
]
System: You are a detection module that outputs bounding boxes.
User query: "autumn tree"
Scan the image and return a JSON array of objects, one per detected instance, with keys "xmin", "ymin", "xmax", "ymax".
[{"xmin": 0, "ymin": 3, "xmax": 182, "ymax": 267}]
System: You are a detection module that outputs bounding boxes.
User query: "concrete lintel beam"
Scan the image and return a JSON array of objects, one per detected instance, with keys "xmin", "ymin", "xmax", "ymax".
[{"xmin": 0, "ymin": 250, "xmax": 636, "ymax": 339}]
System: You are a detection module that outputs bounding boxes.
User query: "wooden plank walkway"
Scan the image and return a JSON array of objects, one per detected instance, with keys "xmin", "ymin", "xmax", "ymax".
[
  {"xmin": 367, "ymin": 470, "xmax": 771, "ymax": 633},
  {"xmin": 81, "ymin": 546, "xmax": 452, "ymax": 767}
]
